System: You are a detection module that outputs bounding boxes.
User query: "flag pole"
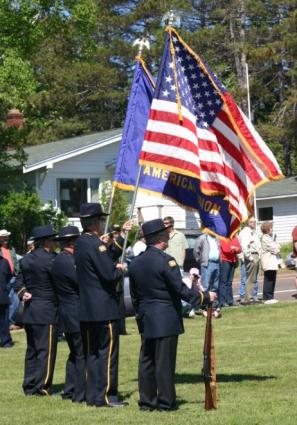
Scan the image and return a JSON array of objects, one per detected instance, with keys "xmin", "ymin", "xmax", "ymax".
[
  {"xmin": 120, "ymin": 164, "xmax": 142, "ymax": 263},
  {"xmin": 118, "ymin": 36, "xmax": 150, "ymax": 263},
  {"xmin": 246, "ymin": 63, "xmax": 258, "ymax": 224},
  {"xmin": 104, "ymin": 184, "xmax": 116, "ymax": 234},
  {"xmin": 105, "ymin": 37, "xmax": 150, "ymax": 236}
]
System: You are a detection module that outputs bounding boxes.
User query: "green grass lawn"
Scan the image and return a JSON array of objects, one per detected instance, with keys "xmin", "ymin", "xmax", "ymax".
[{"xmin": 1, "ymin": 302, "xmax": 297, "ymax": 425}]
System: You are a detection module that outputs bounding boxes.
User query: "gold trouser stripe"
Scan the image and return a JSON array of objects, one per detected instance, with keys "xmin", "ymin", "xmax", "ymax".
[
  {"xmin": 86, "ymin": 328, "xmax": 90, "ymax": 380},
  {"xmin": 104, "ymin": 322, "xmax": 113, "ymax": 405},
  {"xmin": 200, "ymin": 290, "xmax": 204, "ymax": 305},
  {"xmin": 44, "ymin": 325, "xmax": 53, "ymax": 387}
]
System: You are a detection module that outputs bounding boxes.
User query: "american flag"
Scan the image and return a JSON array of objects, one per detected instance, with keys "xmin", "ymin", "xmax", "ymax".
[{"xmin": 139, "ymin": 28, "xmax": 283, "ymax": 233}]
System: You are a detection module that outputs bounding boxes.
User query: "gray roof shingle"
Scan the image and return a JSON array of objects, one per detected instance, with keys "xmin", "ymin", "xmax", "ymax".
[
  {"xmin": 256, "ymin": 176, "xmax": 297, "ymax": 199},
  {"xmin": 23, "ymin": 128, "xmax": 122, "ymax": 169}
]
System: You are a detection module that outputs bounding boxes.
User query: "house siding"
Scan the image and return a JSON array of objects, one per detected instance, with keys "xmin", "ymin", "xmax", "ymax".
[
  {"xmin": 257, "ymin": 197, "xmax": 297, "ymax": 243},
  {"xmin": 134, "ymin": 193, "xmax": 200, "ymax": 230},
  {"xmin": 32, "ymin": 143, "xmax": 119, "ymax": 207}
]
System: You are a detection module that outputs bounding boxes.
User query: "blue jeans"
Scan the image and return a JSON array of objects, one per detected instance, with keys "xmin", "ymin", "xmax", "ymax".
[
  {"xmin": 8, "ymin": 277, "xmax": 20, "ymax": 325},
  {"xmin": 201, "ymin": 261, "xmax": 220, "ymax": 292},
  {"xmin": 239, "ymin": 262, "xmax": 259, "ymax": 299},
  {"xmin": 219, "ymin": 261, "xmax": 236, "ymax": 307}
]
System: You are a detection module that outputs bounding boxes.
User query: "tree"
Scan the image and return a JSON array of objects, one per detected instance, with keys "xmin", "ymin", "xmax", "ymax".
[
  {"xmin": 100, "ymin": 181, "xmax": 130, "ymax": 227},
  {"xmin": 0, "ymin": 190, "xmax": 67, "ymax": 253}
]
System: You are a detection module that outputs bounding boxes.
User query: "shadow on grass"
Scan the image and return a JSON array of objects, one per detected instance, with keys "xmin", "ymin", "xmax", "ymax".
[{"xmin": 175, "ymin": 373, "xmax": 277, "ymax": 384}]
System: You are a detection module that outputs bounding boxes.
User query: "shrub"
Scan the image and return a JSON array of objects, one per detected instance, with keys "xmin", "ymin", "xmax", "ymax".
[{"xmin": 0, "ymin": 190, "xmax": 67, "ymax": 254}]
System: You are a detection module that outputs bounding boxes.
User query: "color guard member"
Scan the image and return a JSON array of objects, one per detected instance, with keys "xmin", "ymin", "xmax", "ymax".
[
  {"xmin": 74, "ymin": 203, "xmax": 131, "ymax": 408},
  {"xmin": 16, "ymin": 225, "xmax": 58, "ymax": 396},
  {"xmin": 52, "ymin": 226, "xmax": 85, "ymax": 403},
  {"xmin": 129, "ymin": 219, "xmax": 217, "ymax": 411}
]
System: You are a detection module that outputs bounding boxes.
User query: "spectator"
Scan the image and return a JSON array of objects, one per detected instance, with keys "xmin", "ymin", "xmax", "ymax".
[
  {"xmin": 219, "ymin": 234, "xmax": 241, "ymax": 308},
  {"xmin": 0, "ymin": 229, "xmax": 20, "ymax": 328},
  {"xmin": 193, "ymin": 232, "xmax": 221, "ymax": 318},
  {"xmin": 239, "ymin": 217, "xmax": 261, "ymax": 305},
  {"xmin": 133, "ymin": 229, "xmax": 146, "ymax": 257},
  {"xmin": 26, "ymin": 237, "xmax": 35, "ymax": 253},
  {"xmin": 163, "ymin": 216, "xmax": 188, "ymax": 271},
  {"xmin": 182, "ymin": 268, "xmax": 203, "ymax": 317},
  {"xmin": 260, "ymin": 222, "xmax": 280, "ymax": 304},
  {"xmin": 238, "ymin": 260, "xmax": 260, "ymax": 303}
]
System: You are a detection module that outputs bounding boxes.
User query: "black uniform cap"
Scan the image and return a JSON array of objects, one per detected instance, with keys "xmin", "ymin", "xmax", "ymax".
[
  {"xmin": 142, "ymin": 219, "xmax": 167, "ymax": 237},
  {"xmin": 55, "ymin": 225, "xmax": 80, "ymax": 241},
  {"xmin": 32, "ymin": 225, "xmax": 57, "ymax": 241},
  {"xmin": 79, "ymin": 203, "xmax": 109, "ymax": 218}
]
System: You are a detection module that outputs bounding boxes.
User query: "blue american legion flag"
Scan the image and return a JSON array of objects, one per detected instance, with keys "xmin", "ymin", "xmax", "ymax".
[
  {"xmin": 113, "ymin": 55, "xmax": 241, "ymax": 237},
  {"xmin": 113, "ymin": 57, "xmax": 155, "ymax": 190},
  {"xmin": 140, "ymin": 27, "xmax": 283, "ymax": 236}
]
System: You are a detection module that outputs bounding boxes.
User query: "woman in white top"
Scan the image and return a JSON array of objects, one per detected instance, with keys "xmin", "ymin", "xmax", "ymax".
[{"xmin": 260, "ymin": 221, "xmax": 281, "ymax": 304}]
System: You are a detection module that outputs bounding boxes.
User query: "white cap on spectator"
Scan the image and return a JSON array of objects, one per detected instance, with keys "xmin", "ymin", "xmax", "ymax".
[
  {"xmin": 189, "ymin": 267, "xmax": 200, "ymax": 276},
  {"xmin": 0, "ymin": 229, "xmax": 11, "ymax": 237}
]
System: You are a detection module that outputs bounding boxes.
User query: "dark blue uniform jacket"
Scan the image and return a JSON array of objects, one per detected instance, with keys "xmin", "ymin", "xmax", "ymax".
[
  {"xmin": 74, "ymin": 233, "xmax": 124, "ymax": 322},
  {"xmin": 129, "ymin": 246, "xmax": 209, "ymax": 339},
  {"xmin": 52, "ymin": 250, "xmax": 80, "ymax": 333},
  {"xmin": 15, "ymin": 248, "xmax": 58, "ymax": 325}
]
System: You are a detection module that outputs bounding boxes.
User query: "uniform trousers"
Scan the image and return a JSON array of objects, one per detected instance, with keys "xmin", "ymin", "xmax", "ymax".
[
  {"xmin": 138, "ymin": 335, "xmax": 178, "ymax": 410},
  {"xmin": 81, "ymin": 320, "xmax": 120, "ymax": 406},
  {"xmin": 0, "ymin": 304, "xmax": 12, "ymax": 347},
  {"xmin": 23, "ymin": 324, "xmax": 58, "ymax": 395},
  {"xmin": 62, "ymin": 332, "xmax": 85, "ymax": 402}
]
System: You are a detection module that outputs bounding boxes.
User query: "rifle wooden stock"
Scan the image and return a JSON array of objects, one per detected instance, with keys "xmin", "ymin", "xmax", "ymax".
[{"xmin": 202, "ymin": 305, "xmax": 217, "ymax": 410}]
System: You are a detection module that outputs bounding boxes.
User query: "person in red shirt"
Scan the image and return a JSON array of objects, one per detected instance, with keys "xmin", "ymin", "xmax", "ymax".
[{"xmin": 219, "ymin": 234, "xmax": 241, "ymax": 308}]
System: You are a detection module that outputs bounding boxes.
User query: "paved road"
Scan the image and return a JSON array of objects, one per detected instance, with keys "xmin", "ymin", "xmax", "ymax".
[{"xmin": 232, "ymin": 270, "xmax": 297, "ymax": 302}]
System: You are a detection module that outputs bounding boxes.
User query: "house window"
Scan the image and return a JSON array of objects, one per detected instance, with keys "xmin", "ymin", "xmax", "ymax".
[
  {"xmin": 258, "ymin": 207, "xmax": 273, "ymax": 221},
  {"xmin": 58, "ymin": 179, "xmax": 88, "ymax": 217},
  {"xmin": 90, "ymin": 178, "xmax": 100, "ymax": 202}
]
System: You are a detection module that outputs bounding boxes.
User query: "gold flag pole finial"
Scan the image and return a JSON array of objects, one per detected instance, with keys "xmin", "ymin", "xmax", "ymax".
[{"xmin": 133, "ymin": 37, "xmax": 150, "ymax": 59}]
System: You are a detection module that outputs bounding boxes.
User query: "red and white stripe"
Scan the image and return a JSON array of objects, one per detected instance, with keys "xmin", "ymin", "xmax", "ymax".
[{"xmin": 140, "ymin": 97, "xmax": 282, "ymax": 224}]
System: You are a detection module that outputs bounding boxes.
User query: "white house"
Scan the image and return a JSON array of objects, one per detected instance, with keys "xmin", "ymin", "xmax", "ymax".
[
  {"xmin": 19, "ymin": 129, "xmax": 297, "ymax": 240},
  {"xmin": 19, "ymin": 129, "xmax": 200, "ymax": 229},
  {"xmin": 255, "ymin": 176, "xmax": 297, "ymax": 243}
]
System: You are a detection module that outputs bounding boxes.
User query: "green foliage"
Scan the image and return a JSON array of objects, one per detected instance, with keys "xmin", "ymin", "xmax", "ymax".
[
  {"xmin": 0, "ymin": 190, "xmax": 67, "ymax": 254},
  {"xmin": 0, "ymin": 1, "xmax": 296, "ymax": 175},
  {"xmin": 100, "ymin": 182, "xmax": 130, "ymax": 227}
]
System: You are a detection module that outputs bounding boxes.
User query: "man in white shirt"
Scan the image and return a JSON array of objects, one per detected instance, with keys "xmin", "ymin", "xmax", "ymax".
[
  {"xmin": 239, "ymin": 217, "xmax": 261, "ymax": 304},
  {"xmin": 163, "ymin": 217, "xmax": 188, "ymax": 270}
]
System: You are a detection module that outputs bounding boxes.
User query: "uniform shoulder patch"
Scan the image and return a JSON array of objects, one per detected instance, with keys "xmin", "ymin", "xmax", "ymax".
[
  {"xmin": 98, "ymin": 245, "xmax": 107, "ymax": 252},
  {"xmin": 168, "ymin": 260, "xmax": 177, "ymax": 267}
]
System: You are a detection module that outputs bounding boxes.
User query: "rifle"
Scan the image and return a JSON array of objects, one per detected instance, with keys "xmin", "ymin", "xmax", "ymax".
[{"xmin": 202, "ymin": 304, "xmax": 217, "ymax": 410}]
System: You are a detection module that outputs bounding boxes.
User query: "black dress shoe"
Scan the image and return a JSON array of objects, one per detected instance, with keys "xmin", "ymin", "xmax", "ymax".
[
  {"xmin": 61, "ymin": 393, "xmax": 73, "ymax": 400},
  {"xmin": 109, "ymin": 401, "xmax": 128, "ymax": 408},
  {"xmin": 139, "ymin": 406, "xmax": 155, "ymax": 411},
  {"xmin": 157, "ymin": 405, "xmax": 179, "ymax": 411},
  {"xmin": 96, "ymin": 401, "xmax": 128, "ymax": 408}
]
